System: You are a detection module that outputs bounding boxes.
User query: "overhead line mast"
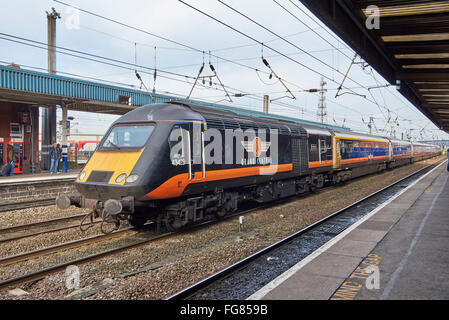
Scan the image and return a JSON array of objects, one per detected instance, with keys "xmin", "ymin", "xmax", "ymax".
[{"xmin": 317, "ymin": 77, "xmax": 328, "ymax": 124}]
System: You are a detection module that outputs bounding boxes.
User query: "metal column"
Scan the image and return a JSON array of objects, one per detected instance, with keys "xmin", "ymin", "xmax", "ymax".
[{"xmin": 42, "ymin": 8, "xmax": 60, "ymax": 170}]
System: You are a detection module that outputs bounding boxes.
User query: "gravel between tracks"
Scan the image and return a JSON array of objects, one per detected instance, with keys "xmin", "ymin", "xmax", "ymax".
[
  {"xmin": 0, "ymin": 157, "xmax": 443, "ymax": 300},
  {"xmin": 0, "ymin": 205, "xmax": 89, "ymax": 229}
]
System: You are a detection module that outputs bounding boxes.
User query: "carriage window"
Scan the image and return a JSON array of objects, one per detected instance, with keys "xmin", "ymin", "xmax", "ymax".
[
  {"xmin": 102, "ymin": 124, "xmax": 154, "ymax": 149},
  {"xmin": 346, "ymin": 142, "xmax": 353, "ymax": 153},
  {"xmin": 341, "ymin": 140, "xmax": 354, "ymax": 154}
]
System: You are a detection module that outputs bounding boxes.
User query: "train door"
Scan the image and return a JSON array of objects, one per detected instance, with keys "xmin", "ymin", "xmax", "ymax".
[
  {"xmin": 333, "ymin": 136, "xmax": 341, "ymax": 169},
  {"xmin": 388, "ymin": 141, "xmax": 393, "ymax": 161},
  {"xmin": 317, "ymin": 138, "xmax": 322, "ymax": 164},
  {"xmin": 189, "ymin": 122, "xmax": 206, "ymax": 181}
]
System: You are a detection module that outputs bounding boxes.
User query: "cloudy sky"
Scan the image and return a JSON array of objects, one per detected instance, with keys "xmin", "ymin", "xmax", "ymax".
[{"xmin": 1, "ymin": 0, "xmax": 447, "ymax": 141}]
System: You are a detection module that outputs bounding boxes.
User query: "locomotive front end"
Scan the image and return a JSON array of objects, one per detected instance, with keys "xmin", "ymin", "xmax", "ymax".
[{"xmin": 57, "ymin": 121, "xmax": 160, "ymax": 232}]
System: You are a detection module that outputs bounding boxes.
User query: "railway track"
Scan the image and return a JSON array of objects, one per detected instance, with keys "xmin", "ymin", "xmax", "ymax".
[
  {"xmin": 0, "ymin": 226, "xmax": 138, "ymax": 268},
  {"xmin": 0, "ymin": 198, "xmax": 56, "ymax": 213},
  {"xmin": 0, "ymin": 160, "xmax": 441, "ymax": 294},
  {"xmin": 166, "ymin": 161, "xmax": 442, "ymax": 300},
  {"xmin": 0, "ymin": 223, "xmax": 163, "ymax": 290},
  {"xmin": 0, "ymin": 214, "xmax": 92, "ymax": 243},
  {"xmin": 0, "ymin": 204, "xmax": 282, "ymax": 291}
]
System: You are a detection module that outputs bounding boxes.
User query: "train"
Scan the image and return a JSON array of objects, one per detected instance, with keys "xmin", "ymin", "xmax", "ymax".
[{"xmin": 56, "ymin": 102, "xmax": 441, "ymax": 232}]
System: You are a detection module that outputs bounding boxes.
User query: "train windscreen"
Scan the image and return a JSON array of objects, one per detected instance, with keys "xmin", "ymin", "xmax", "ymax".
[{"xmin": 101, "ymin": 124, "xmax": 154, "ymax": 149}]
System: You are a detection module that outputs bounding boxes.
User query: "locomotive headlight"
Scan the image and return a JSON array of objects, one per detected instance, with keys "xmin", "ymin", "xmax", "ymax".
[
  {"xmin": 115, "ymin": 173, "xmax": 127, "ymax": 183},
  {"xmin": 126, "ymin": 174, "xmax": 139, "ymax": 183},
  {"xmin": 79, "ymin": 171, "xmax": 86, "ymax": 181}
]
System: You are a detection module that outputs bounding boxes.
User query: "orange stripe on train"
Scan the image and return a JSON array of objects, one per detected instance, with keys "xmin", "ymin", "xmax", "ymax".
[
  {"xmin": 143, "ymin": 163, "xmax": 293, "ymax": 200},
  {"xmin": 309, "ymin": 160, "xmax": 333, "ymax": 168}
]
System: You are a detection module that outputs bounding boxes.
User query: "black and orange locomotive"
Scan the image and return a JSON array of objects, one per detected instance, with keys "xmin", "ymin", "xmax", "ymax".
[{"xmin": 56, "ymin": 102, "xmax": 440, "ymax": 232}]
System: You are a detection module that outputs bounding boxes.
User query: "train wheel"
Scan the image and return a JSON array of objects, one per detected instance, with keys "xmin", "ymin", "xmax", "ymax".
[{"xmin": 164, "ymin": 214, "xmax": 187, "ymax": 232}]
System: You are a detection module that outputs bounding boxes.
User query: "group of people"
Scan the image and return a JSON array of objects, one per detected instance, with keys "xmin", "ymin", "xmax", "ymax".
[{"xmin": 1, "ymin": 142, "xmax": 62, "ymax": 176}]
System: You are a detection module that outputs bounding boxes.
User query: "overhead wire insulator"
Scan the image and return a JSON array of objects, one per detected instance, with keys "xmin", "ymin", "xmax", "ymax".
[
  {"xmin": 209, "ymin": 63, "xmax": 233, "ymax": 102},
  {"xmin": 135, "ymin": 71, "xmax": 154, "ymax": 100},
  {"xmin": 261, "ymin": 57, "xmax": 295, "ymax": 100},
  {"xmin": 262, "ymin": 57, "xmax": 270, "ymax": 68},
  {"xmin": 186, "ymin": 63, "xmax": 205, "ymax": 100}
]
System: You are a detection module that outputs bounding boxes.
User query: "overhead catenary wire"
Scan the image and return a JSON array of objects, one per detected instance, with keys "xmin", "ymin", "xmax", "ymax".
[
  {"xmin": 285, "ymin": 0, "xmax": 354, "ymax": 55},
  {"xmin": 52, "ymin": 0, "xmax": 369, "ymax": 114},
  {"xmin": 178, "ymin": 0, "xmax": 420, "ymax": 125},
  {"xmin": 52, "ymin": 0, "xmax": 303, "ymax": 91},
  {"xmin": 0, "ymin": 33, "xmax": 259, "ymax": 100},
  {"xmin": 272, "ymin": 0, "xmax": 354, "ymax": 62},
  {"xmin": 0, "ymin": 35, "xmax": 381, "ymax": 133},
  {"xmin": 10, "ymin": 1, "xmax": 437, "ymax": 137},
  {"xmin": 215, "ymin": 0, "xmax": 370, "ymax": 97},
  {"xmin": 51, "ymin": 0, "xmax": 377, "ymax": 123}
]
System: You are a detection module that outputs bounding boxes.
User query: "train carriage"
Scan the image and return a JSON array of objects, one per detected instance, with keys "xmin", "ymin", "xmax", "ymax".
[
  {"xmin": 412, "ymin": 143, "xmax": 441, "ymax": 162},
  {"xmin": 332, "ymin": 131, "xmax": 390, "ymax": 178},
  {"xmin": 389, "ymin": 139, "xmax": 412, "ymax": 168}
]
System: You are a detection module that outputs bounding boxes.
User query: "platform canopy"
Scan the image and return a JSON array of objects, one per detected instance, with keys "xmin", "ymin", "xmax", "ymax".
[
  {"xmin": 0, "ymin": 64, "xmax": 348, "ymax": 131},
  {"xmin": 299, "ymin": 0, "xmax": 449, "ymax": 133}
]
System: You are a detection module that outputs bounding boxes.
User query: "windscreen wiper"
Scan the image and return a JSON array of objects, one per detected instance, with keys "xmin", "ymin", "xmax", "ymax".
[{"xmin": 108, "ymin": 141, "xmax": 121, "ymax": 150}]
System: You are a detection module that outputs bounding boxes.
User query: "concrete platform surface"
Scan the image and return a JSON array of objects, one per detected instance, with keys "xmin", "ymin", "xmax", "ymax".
[
  {"xmin": 0, "ymin": 170, "xmax": 79, "ymax": 185},
  {"xmin": 250, "ymin": 161, "xmax": 449, "ymax": 300}
]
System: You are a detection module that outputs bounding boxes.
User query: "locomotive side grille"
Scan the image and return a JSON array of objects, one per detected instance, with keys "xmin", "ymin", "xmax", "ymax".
[
  {"xmin": 299, "ymin": 136, "xmax": 309, "ymax": 172},
  {"xmin": 292, "ymin": 139, "xmax": 300, "ymax": 173},
  {"xmin": 290, "ymin": 127, "xmax": 302, "ymax": 136},
  {"xmin": 292, "ymin": 137, "xmax": 309, "ymax": 173},
  {"xmin": 205, "ymin": 117, "xmax": 224, "ymax": 130},
  {"xmin": 237, "ymin": 119, "xmax": 256, "ymax": 131},
  {"xmin": 222, "ymin": 119, "xmax": 240, "ymax": 129},
  {"xmin": 279, "ymin": 126, "xmax": 291, "ymax": 135},
  {"xmin": 87, "ymin": 170, "xmax": 114, "ymax": 183}
]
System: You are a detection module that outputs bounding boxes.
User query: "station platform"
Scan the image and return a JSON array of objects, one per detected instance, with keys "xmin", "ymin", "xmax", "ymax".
[
  {"xmin": 0, "ymin": 170, "xmax": 79, "ymax": 186},
  {"xmin": 249, "ymin": 160, "xmax": 449, "ymax": 300}
]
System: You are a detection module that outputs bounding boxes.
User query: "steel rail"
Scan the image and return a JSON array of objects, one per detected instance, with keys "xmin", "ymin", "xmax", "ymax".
[
  {"xmin": 0, "ymin": 227, "xmax": 137, "ymax": 268},
  {"xmin": 0, "ymin": 227, "xmax": 168, "ymax": 290},
  {"xmin": 0, "ymin": 214, "xmax": 86, "ymax": 235},
  {"xmin": 0, "ymin": 206, "xmax": 282, "ymax": 291},
  {"xmin": 0, "ymin": 220, "xmax": 102, "ymax": 244},
  {"xmin": 0, "ymin": 198, "xmax": 56, "ymax": 213}
]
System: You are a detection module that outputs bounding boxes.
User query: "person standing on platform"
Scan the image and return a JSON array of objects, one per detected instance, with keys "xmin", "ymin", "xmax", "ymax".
[
  {"xmin": 57, "ymin": 144, "xmax": 62, "ymax": 174},
  {"xmin": 7, "ymin": 141, "xmax": 16, "ymax": 176},
  {"xmin": 49, "ymin": 143, "xmax": 59, "ymax": 174}
]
